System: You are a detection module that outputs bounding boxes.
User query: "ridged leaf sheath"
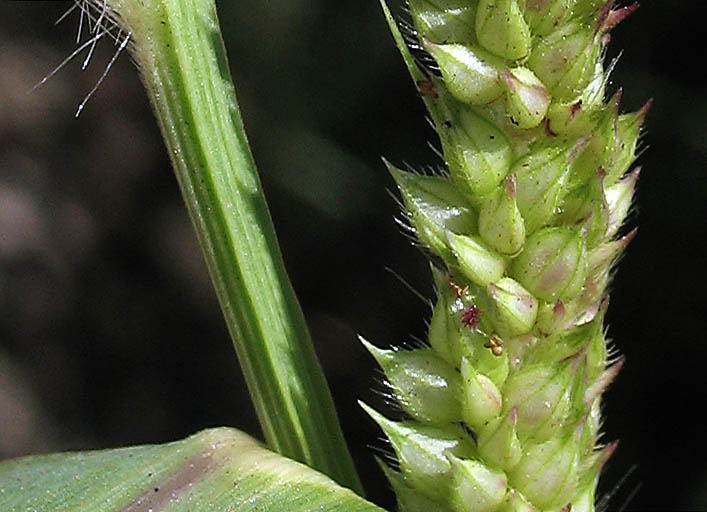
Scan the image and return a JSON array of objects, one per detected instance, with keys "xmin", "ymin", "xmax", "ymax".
[{"xmin": 368, "ymin": 1, "xmax": 646, "ymax": 510}]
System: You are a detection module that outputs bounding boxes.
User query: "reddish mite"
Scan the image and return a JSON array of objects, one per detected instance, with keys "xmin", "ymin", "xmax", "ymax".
[{"xmin": 461, "ymin": 305, "xmax": 480, "ymax": 329}]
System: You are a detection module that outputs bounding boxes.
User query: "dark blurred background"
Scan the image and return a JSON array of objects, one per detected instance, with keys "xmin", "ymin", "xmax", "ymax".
[{"xmin": 1, "ymin": 1, "xmax": 705, "ymax": 510}]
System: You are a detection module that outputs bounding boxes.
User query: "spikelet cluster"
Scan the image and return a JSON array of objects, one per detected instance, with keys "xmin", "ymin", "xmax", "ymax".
[{"xmin": 363, "ymin": 1, "xmax": 647, "ymax": 511}]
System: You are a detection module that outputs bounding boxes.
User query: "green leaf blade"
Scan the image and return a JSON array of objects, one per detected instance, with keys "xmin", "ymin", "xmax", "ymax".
[{"xmin": 0, "ymin": 429, "xmax": 383, "ymax": 512}]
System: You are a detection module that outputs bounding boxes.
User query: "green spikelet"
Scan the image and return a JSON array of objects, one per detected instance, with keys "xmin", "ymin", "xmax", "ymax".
[{"xmin": 367, "ymin": 1, "xmax": 646, "ymax": 510}]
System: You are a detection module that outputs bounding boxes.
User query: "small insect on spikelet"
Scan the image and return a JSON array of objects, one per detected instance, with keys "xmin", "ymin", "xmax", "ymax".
[{"xmin": 362, "ymin": 1, "xmax": 647, "ymax": 511}]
